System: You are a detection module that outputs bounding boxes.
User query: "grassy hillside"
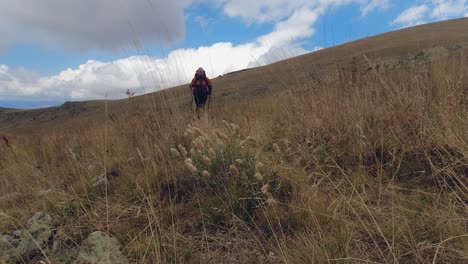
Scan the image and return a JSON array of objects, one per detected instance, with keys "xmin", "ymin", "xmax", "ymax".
[
  {"xmin": 2, "ymin": 18, "xmax": 468, "ymax": 134},
  {"xmin": 0, "ymin": 19, "xmax": 467, "ymax": 263}
]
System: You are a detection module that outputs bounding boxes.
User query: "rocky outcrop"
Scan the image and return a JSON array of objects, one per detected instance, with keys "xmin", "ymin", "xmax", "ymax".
[{"xmin": 0, "ymin": 211, "xmax": 54, "ymax": 263}]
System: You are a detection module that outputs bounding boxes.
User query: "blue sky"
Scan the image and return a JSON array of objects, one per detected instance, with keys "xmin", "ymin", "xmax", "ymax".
[{"xmin": 0, "ymin": 0, "xmax": 467, "ymax": 109}]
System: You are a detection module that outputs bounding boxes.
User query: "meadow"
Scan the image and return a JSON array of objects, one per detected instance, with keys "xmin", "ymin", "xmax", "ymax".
[{"xmin": 0, "ymin": 44, "xmax": 467, "ymax": 263}]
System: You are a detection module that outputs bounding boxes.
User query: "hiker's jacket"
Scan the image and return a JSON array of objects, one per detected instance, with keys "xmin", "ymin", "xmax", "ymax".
[{"xmin": 190, "ymin": 75, "xmax": 212, "ymax": 95}]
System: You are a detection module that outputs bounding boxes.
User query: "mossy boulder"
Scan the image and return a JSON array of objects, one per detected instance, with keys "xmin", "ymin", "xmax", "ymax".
[{"xmin": 76, "ymin": 231, "xmax": 128, "ymax": 264}]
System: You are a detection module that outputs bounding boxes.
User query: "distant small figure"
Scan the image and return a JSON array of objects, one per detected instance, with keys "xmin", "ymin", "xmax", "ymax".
[
  {"xmin": 2, "ymin": 135, "xmax": 10, "ymax": 148},
  {"xmin": 190, "ymin": 67, "xmax": 213, "ymax": 118},
  {"xmin": 126, "ymin": 89, "xmax": 135, "ymax": 98}
]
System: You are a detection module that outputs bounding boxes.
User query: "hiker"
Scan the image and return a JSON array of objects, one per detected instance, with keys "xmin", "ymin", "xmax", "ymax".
[{"xmin": 190, "ymin": 67, "xmax": 212, "ymax": 117}]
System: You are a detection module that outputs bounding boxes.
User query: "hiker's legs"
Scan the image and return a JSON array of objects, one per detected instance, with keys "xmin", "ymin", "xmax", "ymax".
[
  {"xmin": 193, "ymin": 90, "xmax": 208, "ymax": 119},
  {"xmin": 196, "ymin": 104, "xmax": 205, "ymax": 119}
]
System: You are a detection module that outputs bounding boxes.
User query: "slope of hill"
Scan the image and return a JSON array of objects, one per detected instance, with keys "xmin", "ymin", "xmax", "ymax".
[{"xmin": 1, "ymin": 18, "xmax": 468, "ymax": 134}]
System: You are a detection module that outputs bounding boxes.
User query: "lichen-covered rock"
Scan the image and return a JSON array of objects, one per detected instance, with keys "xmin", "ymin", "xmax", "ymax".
[
  {"xmin": 91, "ymin": 174, "xmax": 108, "ymax": 189},
  {"xmin": 0, "ymin": 235, "xmax": 15, "ymax": 262},
  {"xmin": 27, "ymin": 211, "xmax": 52, "ymax": 226},
  {"xmin": 15, "ymin": 211, "xmax": 53, "ymax": 260},
  {"xmin": 76, "ymin": 231, "xmax": 128, "ymax": 264}
]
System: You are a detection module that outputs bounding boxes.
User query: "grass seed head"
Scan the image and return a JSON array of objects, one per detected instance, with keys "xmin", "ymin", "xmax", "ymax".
[
  {"xmin": 221, "ymin": 120, "xmax": 231, "ymax": 130},
  {"xmin": 185, "ymin": 128, "xmax": 195, "ymax": 140},
  {"xmin": 273, "ymin": 143, "xmax": 281, "ymax": 153},
  {"xmin": 192, "ymin": 127, "xmax": 204, "ymax": 137},
  {"xmin": 255, "ymin": 162, "xmax": 264, "ymax": 172},
  {"xmin": 261, "ymin": 184, "xmax": 269, "ymax": 194},
  {"xmin": 177, "ymin": 144, "xmax": 188, "ymax": 157},
  {"xmin": 170, "ymin": 148, "xmax": 180, "ymax": 158},
  {"xmin": 185, "ymin": 161, "xmax": 198, "ymax": 173},
  {"xmin": 203, "ymin": 155, "xmax": 212, "ymax": 166},
  {"xmin": 183, "ymin": 131, "xmax": 190, "ymax": 140},
  {"xmin": 202, "ymin": 170, "xmax": 210, "ymax": 177},
  {"xmin": 197, "ymin": 138, "xmax": 205, "ymax": 149},
  {"xmin": 246, "ymin": 136, "xmax": 257, "ymax": 146},
  {"xmin": 254, "ymin": 172, "xmax": 263, "ymax": 182},
  {"xmin": 229, "ymin": 165, "xmax": 240, "ymax": 177},
  {"xmin": 231, "ymin": 124, "xmax": 241, "ymax": 136},
  {"xmin": 265, "ymin": 197, "xmax": 278, "ymax": 207},
  {"xmin": 208, "ymin": 148, "xmax": 216, "ymax": 160},
  {"xmin": 215, "ymin": 130, "xmax": 229, "ymax": 142}
]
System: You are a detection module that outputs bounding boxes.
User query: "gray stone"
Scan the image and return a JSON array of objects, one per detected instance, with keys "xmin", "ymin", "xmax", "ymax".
[
  {"xmin": 3, "ymin": 235, "xmax": 20, "ymax": 247},
  {"xmin": 0, "ymin": 236, "xmax": 15, "ymax": 263},
  {"xmin": 76, "ymin": 231, "xmax": 128, "ymax": 264},
  {"xmin": 27, "ymin": 211, "xmax": 52, "ymax": 226},
  {"xmin": 88, "ymin": 163, "xmax": 97, "ymax": 171},
  {"xmin": 91, "ymin": 174, "xmax": 108, "ymax": 189},
  {"xmin": 52, "ymin": 240, "xmax": 60, "ymax": 253},
  {"xmin": 12, "ymin": 230, "xmax": 22, "ymax": 238},
  {"xmin": 15, "ymin": 211, "xmax": 53, "ymax": 260}
]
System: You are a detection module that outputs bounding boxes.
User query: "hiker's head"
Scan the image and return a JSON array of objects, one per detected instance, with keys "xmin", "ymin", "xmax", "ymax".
[{"xmin": 196, "ymin": 67, "xmax": 205, "ymax": 77}]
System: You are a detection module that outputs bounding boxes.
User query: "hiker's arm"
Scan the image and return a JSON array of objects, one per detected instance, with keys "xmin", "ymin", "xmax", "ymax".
[
  {"xmin": 206, "ymin": 78, "xmax": 213, "ymax": 95},
  {"xmin": 189, "ymin": 78, "xmax": 195, "ymax": 92}
]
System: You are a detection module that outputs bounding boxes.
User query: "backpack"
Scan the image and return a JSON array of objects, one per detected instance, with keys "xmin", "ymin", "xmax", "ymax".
[{"xmin": 191, "ymin": 75, "xmax": 212, "ymax": 95}]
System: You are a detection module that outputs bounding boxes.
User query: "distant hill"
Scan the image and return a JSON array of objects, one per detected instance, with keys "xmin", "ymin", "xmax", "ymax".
[{"xmin": 1, "ymin": 18, "xmax": 468, "ymax": 134}]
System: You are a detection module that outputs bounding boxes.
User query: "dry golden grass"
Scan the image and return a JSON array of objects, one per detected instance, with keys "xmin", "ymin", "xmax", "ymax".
[{"xmin": 1, "ymin": 52, "xmax": 467, "ymax": 263}]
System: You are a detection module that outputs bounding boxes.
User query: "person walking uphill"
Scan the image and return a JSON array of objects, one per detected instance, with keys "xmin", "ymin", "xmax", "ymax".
[{"xmin": 190, "ymin": 67, "xmax": 213, "ymax": 118}]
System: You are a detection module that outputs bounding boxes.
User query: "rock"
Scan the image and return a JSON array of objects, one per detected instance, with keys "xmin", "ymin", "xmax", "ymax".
[
  {"xmin": 15, "ymin": 211, "xmax": 53, "ymax": 260},
  {"xmin": 1, "ymin": 235, "xmax": 15, "ymax": 251},
  {"xmin": 91, "ymin": 174, "xmax": 108, "ymax": 189},
  {"xmin": 3, "ymin": 235, "xmax": 20, "ymax": 247},
  {"xmin": 52, "ymin": 240, "xmax": 60, "ymax": 253},
  {"xmin": 12, "ymin": 230, "xmax": 22, "ymax": 238},
  {"xmin": 76, "ymin": 231, "xmax": 128, "ymax": 264},
  {"xmin": 88, "ymin": 163, "xmax": 97, "ymax": 171},
  {"xmin": 106, "ymin": 165, "xmax": 121, "ymax": 177},
  {"xmin": 27, "ymin": 211, "xmax": 52, "ymax": 226},
  {"xmin": 0, "ymin": 230, "xmax": 22, "ymax": 263}
]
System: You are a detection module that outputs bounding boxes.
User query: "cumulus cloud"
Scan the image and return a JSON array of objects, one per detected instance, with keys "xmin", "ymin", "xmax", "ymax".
[
  {"xmin": 392, "ymin": 1, "xmax": 467, "ymax": 28},
  {"xmin": 430, "ymin": 0, "xmax": 468, "ymax": 19},
  {"xmin": 392, "ymin": 5, "xmax": 429, "ymax": 27},
  {"xmin": 360, "ymin": 0, "xmax": 390, "ymax": 16},
  {"xmin": 218, "ymin": 0, "xmax": 389, "ymax": 23},
  {"xmin": 0, "ymin": 0, "xmax": 185, "ymax": 51},
  {"xmin": 0, "ymin": 39, "xmax": 308, "ymax": 101}
]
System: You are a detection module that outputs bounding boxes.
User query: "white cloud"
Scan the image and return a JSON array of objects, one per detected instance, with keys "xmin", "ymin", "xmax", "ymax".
[
  {"xmin": 218, "ymin": 0, "xmax": 388, "ymax": 23},
  {"xmin": 392, "ymin": 5, "xmax": 429, "ymax": 27},
  {"xmin": 258, "ymin": 7, "xmax": 322, "ymax": 48},
  {"xmin": 393, "ymin": 1, "xmax": 467, "ymax": 28},
  {"xmin": 0, "ymin": 35, "xmax": 309, "ymax": 101},
  {"xmin": 430, "ymin": 0, "xmax": 468, "ymax": 19},
  {"xmin": 360, "ymin": 0, "xmax": 390, "ymax": 16},
  {"xmin": 0, "ymin": 0, "xmax": 185, "ymax": 51},
  {"xmin": 220, "ymin": 0, "xmax": 307, "ymax": 23}
]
